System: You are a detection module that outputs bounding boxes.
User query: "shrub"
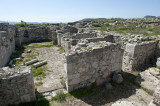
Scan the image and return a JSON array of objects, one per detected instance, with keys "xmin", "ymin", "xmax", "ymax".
[{"xmin": 17, "ymin": 23, "xmax": 26, "ymax": 27}]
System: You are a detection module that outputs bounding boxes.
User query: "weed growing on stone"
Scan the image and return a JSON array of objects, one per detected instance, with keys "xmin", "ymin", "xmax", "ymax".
[
  {"xmin": 51, "ymin": 91, "xmax": 66, "ymax": 102},
  {"xmin": 35, "ymin": 81, "xmax": 43, "ymax": 86},
  {"xmin": 33, "ymin": 67, "xmax": 46, "ymax": 77},
  {"xmin": 60, "ymin": 78, "xmax": 66, "ymax": 89},
  {"xmin": 58, "ymin": 47, "xmax": 65, "ymax": 53}
]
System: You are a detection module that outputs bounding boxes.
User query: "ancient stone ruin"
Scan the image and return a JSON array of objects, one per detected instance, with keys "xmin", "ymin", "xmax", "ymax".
[{"xmin": 0, "ymin": 22, "xmax": 160, "ymax": 105}]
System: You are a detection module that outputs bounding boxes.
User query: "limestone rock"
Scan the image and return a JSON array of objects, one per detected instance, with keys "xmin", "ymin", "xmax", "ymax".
[
  {"xmin": 27, "ymin": 49, "xmax": 32, "ymax": 53},
  {"xmin": 153, "ymin": 82, "xmax": 160, "ymax": 105},
  {"xmin": 149, "ymin": 68, "xmax": 160, "ymax": 77},
  {"xmin": 157, "ymin": 57, "xmax": 160, "ymax": 67},
  {"xmin": 112, "ymin": 73, "xmax": 123, "ymax": 84},
  {"xmin": 111, "ymin": 101, "xmax": 146, "ymax": 106}
]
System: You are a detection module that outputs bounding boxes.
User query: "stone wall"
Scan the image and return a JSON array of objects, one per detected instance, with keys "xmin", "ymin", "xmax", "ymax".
[
  {"xmin": 123, "ymin": 41, "xmax": 158, "ymax": 71},
  {"xmin": 72, "ymin": 33, "xmax": 97, "ymax": 39},
  {"xmin": 15, "ymin": 27, "xmax": 57, "ymax": 46},
  {"xmin": 64, "ymin": 43, "xmax": 123, "ymax": 92},
  {"xmin": 0, "ymin": 66, "xmax": 35, "ymax": 106},
  {"xmin": 153, "ymin": 81, "xmax": 160, "ymax": 105},
  {"xmin": 86, "ymin": 35, "xmax": 114, "ymax": 43},
  {"xmin": 0, "ymin": 23, "xmax": 16, "ymax": 68}
]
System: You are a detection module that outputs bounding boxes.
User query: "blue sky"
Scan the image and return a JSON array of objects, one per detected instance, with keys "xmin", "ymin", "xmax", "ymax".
[{"xmin": 0, "ymin": 0, "xmax": 159, "ymax": 22}]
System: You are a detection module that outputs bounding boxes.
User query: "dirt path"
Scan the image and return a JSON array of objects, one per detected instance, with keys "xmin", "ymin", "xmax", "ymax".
[{"xmin": 34, "ymin": 46, "xmax": 66, "ymax": 93}]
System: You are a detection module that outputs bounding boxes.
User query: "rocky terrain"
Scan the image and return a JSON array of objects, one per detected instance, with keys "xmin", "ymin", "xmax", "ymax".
[{"xmin": 0, "ymin": 18, "xmax": 160, "ymax": 106}]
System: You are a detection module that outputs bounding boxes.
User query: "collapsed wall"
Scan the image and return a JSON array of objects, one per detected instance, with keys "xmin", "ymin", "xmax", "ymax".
[
  {"xmin": 0, "ymin": 23, "xmax": 16, "ymax": 67},
  {"xmin": 123, "ymin": 41, "xmax": 158, "ymax": 71},
  {"xmin": 15, "ymin": 26, "xmax": 57, "ymax": 46},
  {"xmin": 0, "ymin": 66, "xmax": 35, "ymax": 106},
  {"xmin": 64, "ymin": 43, "xmax": 123, "ymax": 92}
]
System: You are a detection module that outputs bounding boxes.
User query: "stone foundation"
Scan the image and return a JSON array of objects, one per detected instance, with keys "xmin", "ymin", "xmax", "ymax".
[
  {"xmin": 123, "ymin": 41, "xmax": 158, "ymax": 71},
  {"xmin": 0, "ymin": 23, "xmax": 16, "ymax": 67},
  {"xmin": 0, "ymin": 66, "xmax": 35, "ymax": 106},
  {"xmin": 64, "ymin": 43, "xmax": 123, "ymax": 92}
]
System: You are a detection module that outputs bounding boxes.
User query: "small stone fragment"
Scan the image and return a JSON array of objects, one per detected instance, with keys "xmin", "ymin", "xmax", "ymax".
[
  {"xmin": 13, "ymin": 58, "xmax": 22, "ymax": 61},
  {"xmin": 112, "ymin": 73, "xmax": 123, "ymax": 84},
  {"xmin": 27, "ymin": 49, "xmax": 32, "ymax": 53},
  {"xmin": 105, "ymin": 82, "xmax": 112, "ymax": 89}
]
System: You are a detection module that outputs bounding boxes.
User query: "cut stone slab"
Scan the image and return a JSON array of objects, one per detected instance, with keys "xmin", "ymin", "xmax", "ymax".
[
  {"xmin": 25, "ymin": 59, "xmax": 38, "ymax": 66},
  {"xmin": 135, "ymin": 68, "xmax": 159, "ymax": 93},
  {"xmin": 33, "ymin": 61, "xmax": 47, "ymax": 68},
  {"xmin": 36, "ymin": 76, "xmax": 64, "ymax": 93}
]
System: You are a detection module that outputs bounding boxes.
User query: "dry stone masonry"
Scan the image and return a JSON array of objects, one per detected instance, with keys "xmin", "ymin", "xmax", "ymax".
[
  {"xmin": 123, "ymin": 40, "xmax": 158, "ymax": 71},
  {"xmin": 0, "ymin": 22, "xmax": 160, "ymax": 105},
  {"xmin": 64, "ymin": 42, "xmax": 123, "ymax": 92},
  {"xmin": 15, "ymin": 26, "xmax": 57, "ymax": 46},
  {"xmin": 0, "ymin": 23, "xmax": 16, "ymax": 67},
  {"xmin": 0, "ymin": 66, "xmax": 35, "ymax": 106}
]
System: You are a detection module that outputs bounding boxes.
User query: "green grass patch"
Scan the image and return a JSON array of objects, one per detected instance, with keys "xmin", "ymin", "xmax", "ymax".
[
  {"xmin": 92, "ymin": 18, "xmax": 160, "ymax": 36},
  {"xmin": 58, "ymin": 47, "xmax": 65, "ymax": 53},
  {"xmin": 67, "ymin": 82, "xmax": 101, "ymax": 98},
  {"xmin": 16, "ymin": 23, "xmax": 26, "ymax": 27},
  {"xmin": 33, "ymin": 68, "xmax": 44, "ymax": 77},
  {"xmin": 24, "ymin": 45, "xmax": 53, "ymax": 49},
  {"xmin": 60, "ymin": 78, "xmax": 66, "ymax": 89},
  {"xmin": 35, "ymin": 81, "xmax": 43, "ymax": 86},
  {"xmin": 51, "ymin": 91, "xmax": 66, "ymax": 102}
]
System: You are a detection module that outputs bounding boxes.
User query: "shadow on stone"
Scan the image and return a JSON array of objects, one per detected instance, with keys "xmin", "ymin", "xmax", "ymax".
[
  {"xmin": 68, "ymin": 71, "xmax": 145, "ymax": 106},
  {"xmin": 10, "ymin": 91, "xmax": 50, "ymax": 106}
]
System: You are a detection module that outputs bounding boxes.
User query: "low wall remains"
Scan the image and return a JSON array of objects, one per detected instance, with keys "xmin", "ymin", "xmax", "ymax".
[
  {"xmin": 72, "ymin": 33, "xmax": 97, "ymax": 39},
  {"xmin": 86, "ymin": 35, "xmax": 114, "ymax": 43},
  {"xmin": 123, "ymin": 41, "xmax": 158, "ymax": 71},
  {"xmin": 0, "ymin": 66, "xmax": 36, "ymax": 106},
  {"xmin": 64, "ymin": 43, "xmax": 123, "ymax": 92},
  {"xmin": 0, "ymin": 23, "xmax": 16, "ymax": 68},
  {"xmin": 15, "ymin": 27, "xmax": 57, "ymax": 46}
]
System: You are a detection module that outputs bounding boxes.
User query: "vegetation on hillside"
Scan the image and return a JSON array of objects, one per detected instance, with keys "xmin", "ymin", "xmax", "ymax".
[{"xmin": 92, "ymin": 18, "xmax": 160, "ymax": 36}]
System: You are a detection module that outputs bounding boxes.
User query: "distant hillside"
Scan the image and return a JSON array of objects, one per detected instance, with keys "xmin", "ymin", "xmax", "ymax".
[
  {"xmin": 144, "ymin": 15, "xmax": 157, "ymax": 18},
  {"xmin": 78, "ymin": 18, "xmax": 106, "ymax": 22}
]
